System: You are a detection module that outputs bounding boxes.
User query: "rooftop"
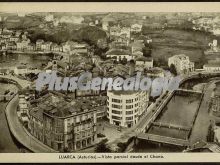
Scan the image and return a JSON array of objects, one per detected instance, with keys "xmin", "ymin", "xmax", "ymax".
[
  {"xmin": 106, "ymin": 49, "xmax": 130, "ymax": 55},
  {"xmin": 29, "ymin": 107, "xmax": 44, "ymax": 122},
  {"xmin": 30, "ymin": 93, "xmax": 103, "ymax": 118},
  {"xmin": 108, "ymin": 90, "xmax": 141, "ymax": 96},
  {"xmin": 130, "ymin": 41, "xmax": 145, "ymax": 48},
  {"xmin": 136, "ymin": 56, "xmax": 153, "ymax": 62},
  {"xmin": 170, "ymin": 54, "xmax": 189, "ymax": 60}
]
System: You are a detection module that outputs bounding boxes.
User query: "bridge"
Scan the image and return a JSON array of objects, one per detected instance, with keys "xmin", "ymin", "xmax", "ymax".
[
  {"xmin": 135, "ymin": 71, "xmax": 220, "ymax": 134},
  {"xmin": 134, "ymin": 90, "xmax": 175, "ymax": 133},
  {"xmin": 0, "ymin": 75, "xmax": 31, "ymax": 89},
  {"xmin": 133, "ymin": 71, "xmax": 220, "ymax": 147},
  {"xmin": 151, "ymin": 122, "xmax": 191, "ymax": 131},
  {"xmin": 180, "ymin": 71, "xmax": 220, "ymax": 86},
  {"xmin": 137, "ymin": 133, "xmax": 190, "ymax": 147}
]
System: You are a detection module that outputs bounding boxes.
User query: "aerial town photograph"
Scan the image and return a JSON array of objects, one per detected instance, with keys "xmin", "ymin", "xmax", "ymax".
[{"xmin": 0, "ymin": 11, "xmax": 220, "ymax": 154}]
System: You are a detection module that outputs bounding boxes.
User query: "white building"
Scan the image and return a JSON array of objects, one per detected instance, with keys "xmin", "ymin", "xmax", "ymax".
[
  {"xmin": 36, "ymin": 39, "xmax": 44, "ymax": 51},
  {"xmin": 208, "ymin": 39, "xmax": 219, "ymax": 52},
  {"xmin": 109, "ymin": 26, "xmax": 131, "ymax": 40},
  {"xmin": 106, "ymin": 49, "xmax": 134, "ymax": 62},
  {"xmin": 41, "ymin": 41, "xmax": 52, "ymax": 51},
  {"xmin": 17, "ymin": 13, "xmax": 26, "ymax": 17},
  {"xmin": 131, "ymin": 24, "xmax": 143, "ymax": 33},
  {"xmin": 168, "ymin": 54, "xmax": 194, "ymax": 74},
  {"xmin": 45, "ymin": 14, "xmax": 54, "ymax": 22},
  {"xmin": 203, "ymin": 63, "xmax": 220, "ymax": 71},
  {"xmin": 95, "ymin": 20, "xmax": 99, "ymax": 25},
  {"xmin": 9, "ymin": 36, "xmax": 19, "ymax": 42},
  {"xmin": 16, "ymin": 39, "xmax": 30, "ymax": 50},
  {"xmin": 107, "ymin": 91, "xmax": 149, "ymax": 128}
]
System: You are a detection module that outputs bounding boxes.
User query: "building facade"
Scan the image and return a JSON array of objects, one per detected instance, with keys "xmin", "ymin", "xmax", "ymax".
[
  {"xmin": 107, "ymin": 91, "xmax": 149, "ymax": 128},
  {"xmin": 28, "ymin": 94, "xmax": 97, "ymax": 152},
  {"xmin": 203, "ymin": 63, "xmax": 220, "ymax": 72},
  {"xmin": 168, "ymin": 54, "xmax": 194, "ymax": 74},
  {"xmin": 135, "ymin": 57, "xmax": 154, "ymax": 71}
]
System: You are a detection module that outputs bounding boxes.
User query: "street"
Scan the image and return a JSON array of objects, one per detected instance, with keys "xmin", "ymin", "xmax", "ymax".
[{"xmin": 5, "ymin": 95, "xmax": 56, "ymax": 153}]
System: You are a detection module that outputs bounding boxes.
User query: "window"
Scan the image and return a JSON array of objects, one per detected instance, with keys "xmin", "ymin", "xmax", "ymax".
[
  {"xmin": 112, "ymin": 110, "xmax": 121, "ymax": 114},
  {"xmin": 135, "ymin": 103, "xmax": 139, "ymax": 107},
  {"xmin": 126, "ymin": 116, "xmax": 133, "ymax": 120},
  {"xmin": 126, "ymin": 111, "xmax": 133, "ymax": 115},
  {"xmin": 112, "ymin": 98, "xmax": 121, "ymax": 103},
  {"xmin": 126, "ymin": 105, "xmax": 133, "ymax": 109},
  {"xmin": 126, "ymin": 99, "xmax": 133, "ymax": 103},
  {"xmin": 56, "ymin": 120, "xmax": 63, "ymax": 127},
  {"xmin": 56, "ymin": 135, "xmax": 63, "ymax": 141},
  {"xmin": 112, "ymin": 115, "xmax": 122, "ymax": 120},
  {"xmin": 112, "ymin": 104, "xmax": 121, "ymax": 109}
]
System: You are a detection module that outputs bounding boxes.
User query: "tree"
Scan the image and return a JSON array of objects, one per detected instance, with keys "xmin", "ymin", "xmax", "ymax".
[
  {"xmin": 121, "ymin": 56, "xmax": 128, "ymax": 65},
  {"xmin": 207, "ymin": 124, "xmax": 214, "ymax": 142},
  {"xmin": 142, "ymin": 47, "xmax": 152, "ymax": 57},
  {"xmin": 169, "ymin": 64, "xmax": 177, "ymax": 76},
  {"xmin": 154, "ymin": 58, "xmax": 167, "ymax": 67},
  {"xmin": 95, "ymin": 140, "xmax": 112, "ymax": 153}
]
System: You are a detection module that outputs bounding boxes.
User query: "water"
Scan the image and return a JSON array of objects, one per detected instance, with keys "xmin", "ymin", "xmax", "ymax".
[
  {"xmin": 148, "ymin": 95, "xmax": 200, "ymax": 139},
  {"xmin": 0, "ymin": 102, "xmax": 20, "ymax": 152},
  {"xmin": 0, "ymin": 53, "xmax": 50, "ymax": 153},
  {"xmin": 0, "ymin": 53, "xmax": 51, "ymax": 69},
  {"xmin": 134, "ymin": 94, "xmax": 201, "ymax": 152},
  {"xmin": 0, "ymin": 83, "xmax": 23, "ymax": 152},
  {"xmin": 148, "ymin": 126, "xmax": 188, "ymax": 139},
  {"xmin": 155, "ymin": 95, "xmax": 200, "ymax": 127}
]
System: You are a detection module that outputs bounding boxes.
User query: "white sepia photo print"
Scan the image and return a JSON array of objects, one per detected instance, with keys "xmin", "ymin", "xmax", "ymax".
[{"xmin": 0, "ymin": 2, "xmax": 220, "ymax": 163}]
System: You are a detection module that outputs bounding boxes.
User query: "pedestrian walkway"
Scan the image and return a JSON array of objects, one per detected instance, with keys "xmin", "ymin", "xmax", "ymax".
[{"xmin": 5, "ymin": 95, "xmax": 57, "ymax": 153}]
